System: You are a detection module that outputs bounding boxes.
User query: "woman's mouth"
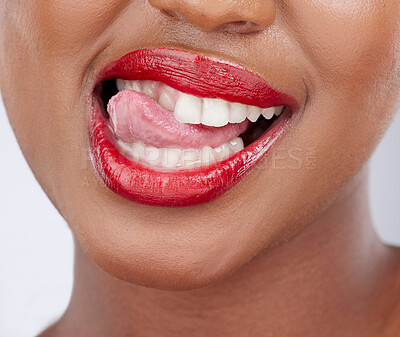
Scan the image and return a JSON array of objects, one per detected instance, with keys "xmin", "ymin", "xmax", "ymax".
[{"xmin": 89, "ymin": 48, "xmax": 299, "ymax": 207}]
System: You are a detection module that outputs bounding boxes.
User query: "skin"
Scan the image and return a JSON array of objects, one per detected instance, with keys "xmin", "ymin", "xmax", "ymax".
[{"xmin": 1, "ymin": 0, "xmax": 400, "ymax": 336}]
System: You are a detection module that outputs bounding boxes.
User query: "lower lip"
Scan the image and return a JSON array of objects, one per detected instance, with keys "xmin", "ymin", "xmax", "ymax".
[{"xmin": 89, "ymin": 96, "xmax": 292, "ymax": 207}]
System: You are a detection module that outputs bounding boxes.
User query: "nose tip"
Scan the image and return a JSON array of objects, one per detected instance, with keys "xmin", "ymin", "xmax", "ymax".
[{"xmin": 148, "ymin": 0, "xmax": 276, "ymax": 33}]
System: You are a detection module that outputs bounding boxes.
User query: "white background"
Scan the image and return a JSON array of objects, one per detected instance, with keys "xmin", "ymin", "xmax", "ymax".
[{"xmin": 1, "ymin": 96, "xmax": 399, "ymax": 337}]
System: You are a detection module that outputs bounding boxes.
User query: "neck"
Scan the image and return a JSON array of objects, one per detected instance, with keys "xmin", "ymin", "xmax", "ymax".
[{"xmin": 53, "ymin": 168, "xmax": 400, "ymax": 337}]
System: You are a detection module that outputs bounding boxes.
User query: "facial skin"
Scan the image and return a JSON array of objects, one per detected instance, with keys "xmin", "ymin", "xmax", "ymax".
[
  {"xmin": 3, "ymin": 1, "xmax": 400, "ymax": 336},
  {"xmin": 1, "ymin": 0, "xmax": 400, "ymax": 289},
  {"xmin": 1, "ymin": 0, "xmax": 400, "ymax": 299}
]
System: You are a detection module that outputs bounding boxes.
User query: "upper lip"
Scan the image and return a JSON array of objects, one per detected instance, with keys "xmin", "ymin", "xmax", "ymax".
[{"xmin": 95, "ymin": 48, "xmax": 299, "ymax": 112}]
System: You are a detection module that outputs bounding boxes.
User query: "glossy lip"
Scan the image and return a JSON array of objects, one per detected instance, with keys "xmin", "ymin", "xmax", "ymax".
[{"xmin": 89, "ymin": 48, "xmax": 299, "ymax": 207}]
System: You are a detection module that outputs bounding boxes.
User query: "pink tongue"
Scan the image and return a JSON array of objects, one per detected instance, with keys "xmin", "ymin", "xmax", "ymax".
[{"xmin": 107, "ymin": 90, "xmax": 250, "ymax": 148}]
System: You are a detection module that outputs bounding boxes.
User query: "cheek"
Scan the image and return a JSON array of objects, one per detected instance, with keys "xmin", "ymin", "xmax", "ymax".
[
  {"xmin": 286, "ymin": 0, "xmax": 400, "ymax": 160},
  {"xmin": 0, "ymin": 0, "xmax": 126, "ymax": 208},
  {"xmin": 33, "ymin": 0, "xmax": 129, "ymax": 49},
  {"xmin": 243, "ymin": 0, "xmax": 400, "ymax": 246},
  {"xmin": 288, "ymin": 0, "xmax": 400, "ymax": 100}
]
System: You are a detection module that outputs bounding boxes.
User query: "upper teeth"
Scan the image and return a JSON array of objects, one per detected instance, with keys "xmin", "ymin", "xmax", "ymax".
[{"xmin": 116, "ymin": 79, "xmax": 284, "ymax": 128}]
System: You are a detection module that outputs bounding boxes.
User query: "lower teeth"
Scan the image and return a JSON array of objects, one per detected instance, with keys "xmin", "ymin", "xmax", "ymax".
[{"xmin": 116, "ymin": 137, "xmax": 244, "ymax": 170}]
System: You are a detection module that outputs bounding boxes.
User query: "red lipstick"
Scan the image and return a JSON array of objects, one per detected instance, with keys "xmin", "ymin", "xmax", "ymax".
[{"xmin": 89, "ymin": 48, "xmax": 298, "ymax": 207}]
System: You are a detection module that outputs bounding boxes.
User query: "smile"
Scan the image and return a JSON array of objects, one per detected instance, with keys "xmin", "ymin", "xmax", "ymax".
[{"xmin": 90, "ymin": 48, "xmax": 299, "ymax": 207}]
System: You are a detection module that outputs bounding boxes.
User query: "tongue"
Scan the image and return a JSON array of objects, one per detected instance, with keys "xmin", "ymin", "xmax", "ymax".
[{"xmin": 107, "ymin": 90, "xmax": 250, "ymax": 149}]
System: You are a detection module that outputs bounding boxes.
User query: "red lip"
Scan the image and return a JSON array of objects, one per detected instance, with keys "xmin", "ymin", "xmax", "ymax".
[{"xmin": 89, "ymin": 48, "xmax": 298, "ymax": 207}]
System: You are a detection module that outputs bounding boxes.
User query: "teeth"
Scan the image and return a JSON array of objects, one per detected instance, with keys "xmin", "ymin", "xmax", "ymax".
[
  {"xmin": 116, "ymin": 79, "xmax": 140, "ymax": 92},
  {"xmin": 161, "ymin": 148, "xmax": 182, "ymax": 168},
  {"xmin": 214, "ymin": 143, "xmax": 232, "ymax": 161},
  {"xmin": 158, "ymin": 92, "xmax": 175, "ymax": 111},
  {"xmin": 202, "ymin": 98, "xmax": 230, "ymax": 127},
  {"xmin": 229, "ymin": 137, "xmax": 244, "ymax": 153},
  {"xmin": 174, "ymin": 93, "xmax": 202, "ymax": 124},
  {"xmin": 229, "ymin": 102, "xmax": 247, "ymax": 123},
  {"xmin": 142, "ymin": 82, "xmax": 156, "ymax": 100},
  {"xmin": 131, "ymin": 82, "xmax": 141, "ymax": 92},
  {"xmin": 117, "ymin": 139, "xmax": 134, "ymax": 154},
  {"xmin": 200, "ymin": 146, "xmax": 216, "ymax": 165},
  {"xmin": 262, "ymin": 107, "xmax": 275, "ymax": 120},
  {"xmin": 116, "ymin": 79, "xmax": 127, "ymax": 91},
  {"xmin": 146, "ymin": 146, "xmax": 162, "ymax": 166},
  {"xmin": 247, "ymin": 106, "xmax": 262, "ymax": 122},
  {"xmin": 116, "ymin": 79, "xmax": 286, "ymax": 126},
  {"xmin": 181, "ymin": 149, "xmax": 201, "ymax": 168},
  {"xmin": 275, "ymin": 106, "xmax": 284, "ymax": 116},
  {"xmin": 131, "ymin": 141, "xmax": 146, "ymax": 162},
  {"xmin": 117, "ymin": 137, "xmax": 244, "ymax": 171}
]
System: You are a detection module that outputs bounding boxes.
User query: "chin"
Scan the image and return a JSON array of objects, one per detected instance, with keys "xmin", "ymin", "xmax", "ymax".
[{"xmin": 80, "ymin": 220, "xmax": 254, "ymax": 291}]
